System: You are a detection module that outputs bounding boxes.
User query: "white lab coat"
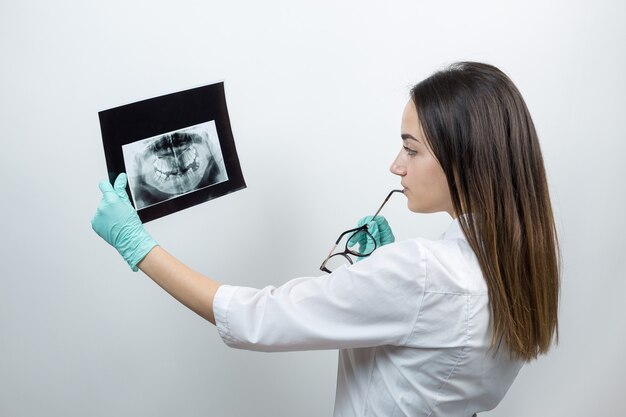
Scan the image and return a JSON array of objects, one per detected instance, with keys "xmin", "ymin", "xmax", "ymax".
[{"xmin": 213, "ymin": 217, "xmax": 524, "ymax": 416}]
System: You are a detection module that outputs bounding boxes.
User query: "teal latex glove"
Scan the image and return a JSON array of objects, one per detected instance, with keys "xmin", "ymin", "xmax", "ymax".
[
  {"xmin": 91, "ymin": 173, "xmax": 158, "ymax": 271},
  {"xmin": 347, "ymin": 215, "xmax": 395, "ymax": 261}
]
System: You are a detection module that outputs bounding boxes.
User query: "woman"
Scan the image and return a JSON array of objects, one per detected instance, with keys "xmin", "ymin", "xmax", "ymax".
[{"xmin": 92, "ymin": 61, "xmax": 560, "ymax": 416}]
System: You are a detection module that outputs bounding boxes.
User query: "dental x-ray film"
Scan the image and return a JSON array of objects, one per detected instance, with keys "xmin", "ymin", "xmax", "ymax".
[{"xmin": 98, "ymin": 81, "xmax": 246, "ymax": 222}]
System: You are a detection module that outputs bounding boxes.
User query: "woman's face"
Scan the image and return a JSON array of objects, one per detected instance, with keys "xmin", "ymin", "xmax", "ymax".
[{"xmin": 390, "ymin": 100, "xmax": 456, "ymax": 218}]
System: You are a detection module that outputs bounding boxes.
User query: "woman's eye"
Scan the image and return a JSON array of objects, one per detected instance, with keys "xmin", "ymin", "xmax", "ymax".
[{"xmin": 403, "ymin": 146, "xmax": 417, "ymax": 156}]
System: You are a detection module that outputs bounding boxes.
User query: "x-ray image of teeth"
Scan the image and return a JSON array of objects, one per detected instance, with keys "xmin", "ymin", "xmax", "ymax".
[{"xmin": 122, "ymin": 120, "xmax": 228, "ymax": 210}]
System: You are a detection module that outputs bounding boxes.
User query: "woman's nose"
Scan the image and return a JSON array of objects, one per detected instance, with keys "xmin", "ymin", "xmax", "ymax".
[{"xmin": 390, "ymin": 158, "xmax": 406, "ymax": 176}]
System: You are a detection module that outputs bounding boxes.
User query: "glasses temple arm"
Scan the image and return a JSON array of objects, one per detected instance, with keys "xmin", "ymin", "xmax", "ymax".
[{"xmin": 371, "ymin": 189, "xmax": 404, "ymax": 219}]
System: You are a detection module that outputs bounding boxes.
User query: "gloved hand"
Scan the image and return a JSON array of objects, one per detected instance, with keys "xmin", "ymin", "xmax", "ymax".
[
  {"xmin": 91, "ymin": 173, "xmax": 158, "ymax": 271},
  {"xmin": 347, "ymin": 215, "xmax": 394, "ymax": 261}
]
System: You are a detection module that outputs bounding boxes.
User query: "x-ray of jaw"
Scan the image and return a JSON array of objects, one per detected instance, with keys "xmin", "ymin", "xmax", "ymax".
[{"xmin": 123, "ymin": 122, "xmax": 228, "ymax": 210}]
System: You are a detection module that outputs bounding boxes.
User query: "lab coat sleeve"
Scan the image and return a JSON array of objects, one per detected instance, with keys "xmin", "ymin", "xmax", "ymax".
[{"xmin": 212, "ymin": 239, "xmax": 428, "ymax": 352}]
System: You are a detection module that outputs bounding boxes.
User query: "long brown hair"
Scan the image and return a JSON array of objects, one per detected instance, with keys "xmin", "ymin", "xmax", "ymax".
[{"xmin": 410, "ymin": 62, "xmax": 561, "ymax": 361}]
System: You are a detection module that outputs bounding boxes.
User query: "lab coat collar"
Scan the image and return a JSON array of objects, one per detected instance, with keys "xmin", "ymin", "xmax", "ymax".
[{"xmin": 441, "ymin": 213, "xmax": 472, "ymax": 241}]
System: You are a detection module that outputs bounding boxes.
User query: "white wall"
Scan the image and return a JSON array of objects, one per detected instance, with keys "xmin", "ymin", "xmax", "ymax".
[{"xmin": 1, "ymin": 1, "xmax": 624, "ymax": 416}]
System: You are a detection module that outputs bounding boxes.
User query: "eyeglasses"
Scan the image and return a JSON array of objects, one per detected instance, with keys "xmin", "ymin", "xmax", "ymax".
[{"xmin": 319, "ymin": 189, "xmax": 404, "ymax": 273}]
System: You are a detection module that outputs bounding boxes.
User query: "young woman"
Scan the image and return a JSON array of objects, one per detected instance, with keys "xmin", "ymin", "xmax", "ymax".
[{"xmin": 92, "ymin": 61, "xmax": 560, "ymax": 416}]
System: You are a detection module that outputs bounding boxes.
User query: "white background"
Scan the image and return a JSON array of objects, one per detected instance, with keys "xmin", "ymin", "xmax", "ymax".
[{"xmin": 1, "ymin": 1, "xmax": 624, "ymax": 416}]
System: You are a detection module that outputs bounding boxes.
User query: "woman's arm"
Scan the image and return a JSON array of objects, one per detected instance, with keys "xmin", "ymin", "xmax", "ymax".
[
  {"xmin": 138, "ymin": 246, "xmax": 221, "ymax": 325},
  {"xmin": 91, "ymin": 174, "xmax": 221, "ymax": 325}
]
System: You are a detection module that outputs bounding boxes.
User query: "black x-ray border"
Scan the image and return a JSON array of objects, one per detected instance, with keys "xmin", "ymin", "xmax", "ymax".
[{"xmin": 98, "ymin": 81, "xmax": 246, "ymax": 223}]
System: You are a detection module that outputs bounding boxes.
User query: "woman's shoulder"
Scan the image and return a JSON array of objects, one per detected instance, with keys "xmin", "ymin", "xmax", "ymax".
[{"xmin": 379, "ymin": 236, "xmax": 488, "ymax": 295}]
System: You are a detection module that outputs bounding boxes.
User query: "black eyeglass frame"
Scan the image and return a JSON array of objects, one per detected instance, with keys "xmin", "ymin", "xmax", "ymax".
[{"xmin": 319, "ymin": 189, "xmax": 404, "ymax": 273}]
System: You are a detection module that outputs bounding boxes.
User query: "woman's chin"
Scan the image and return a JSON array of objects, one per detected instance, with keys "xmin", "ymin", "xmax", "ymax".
[{"xmin": 407, "ymin": 200, "xmax": 422, "ymax": 213}]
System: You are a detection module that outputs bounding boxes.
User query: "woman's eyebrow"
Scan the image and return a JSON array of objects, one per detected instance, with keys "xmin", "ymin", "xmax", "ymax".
[{"xmin": 401, "ymin": 133, "xmax": 421, "ymax": 143}]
